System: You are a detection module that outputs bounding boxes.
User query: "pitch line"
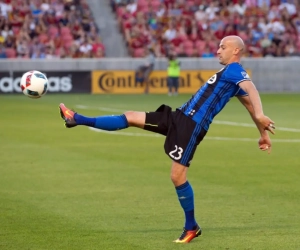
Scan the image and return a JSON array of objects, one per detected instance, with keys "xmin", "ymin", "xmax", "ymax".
[
  {"xmin": 89, "ymin": 128, "xmax": 300, "ymax": 143},
  {"xmin": 212, "ymin": 120, "xmax": 300, "ymax": 133},
  {"xmin": 75, "ymin": 105, "xmax": 300, "ymax": 133}
]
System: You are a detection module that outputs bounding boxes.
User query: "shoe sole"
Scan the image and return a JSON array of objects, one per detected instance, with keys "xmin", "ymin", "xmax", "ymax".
[
  {"xmin": 59, "ymin": 106, "xmax": 64, "ymax": 120},
  {"xmin": 173, "ymin": 228, "xmax": 202, "ymax": 243},
  {"xmin": 58, "ymin": 105, "xmax": 67, "ymax": 128}
]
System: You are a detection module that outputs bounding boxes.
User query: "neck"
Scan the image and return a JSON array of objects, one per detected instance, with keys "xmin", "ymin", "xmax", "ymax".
[{"xmin": 226, "ymin": 57, "xmax": 241, "ymax": 65}]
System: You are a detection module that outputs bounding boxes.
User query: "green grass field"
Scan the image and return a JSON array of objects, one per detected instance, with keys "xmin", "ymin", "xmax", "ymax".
[{"xmin": 0, "ymin": 93, "xmax": 299, "ymax": 250}]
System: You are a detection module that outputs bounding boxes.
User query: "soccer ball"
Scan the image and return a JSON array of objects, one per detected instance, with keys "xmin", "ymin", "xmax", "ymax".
[{"xmin": 20, "ymin": 70, "xmax": 48, "ymax": 99}]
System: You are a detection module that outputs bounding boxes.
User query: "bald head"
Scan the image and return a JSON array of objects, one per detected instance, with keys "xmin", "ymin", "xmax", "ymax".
[
  {"xmin": 222, "ymin": 35, "xmax": 245, "ymax": 54},
  {"xmin": 217, "ymin": 36, "xmax": 245, "ymax": 65}
]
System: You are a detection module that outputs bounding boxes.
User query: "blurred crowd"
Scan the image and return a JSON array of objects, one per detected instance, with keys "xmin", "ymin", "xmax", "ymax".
[
  {"xmin": 111, "ymin": 0, "xmax": 300, "ymax": 58},
  {"xmin": 0, "ymin": 0, "xmax": 105, "ymax": 59}
]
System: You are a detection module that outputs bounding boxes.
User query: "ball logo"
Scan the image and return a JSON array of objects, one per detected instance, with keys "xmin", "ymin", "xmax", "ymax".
[{"xmin": 26, "ymin": 74, "xmax": 32, "ymax": 87}]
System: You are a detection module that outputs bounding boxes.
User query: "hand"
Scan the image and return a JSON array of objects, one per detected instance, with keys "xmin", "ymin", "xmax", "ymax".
[
  {"xmin": 256, "ymin": 115, "xmax": 275, "ymax": 134},
  {"xmin": 258, "ymin": 134, "xmax": 272, "ymax": 154}
]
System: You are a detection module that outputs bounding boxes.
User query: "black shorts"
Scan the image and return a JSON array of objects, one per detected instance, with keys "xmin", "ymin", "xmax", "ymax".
[{"xmin": 144, "ymin": 104, "xmax": 207, "ymax": 167}]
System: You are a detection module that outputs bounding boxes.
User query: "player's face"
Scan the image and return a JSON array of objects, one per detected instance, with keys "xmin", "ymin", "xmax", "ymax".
[{"xmin": 217, "ymin": 40, "xmax": 234, "ymax": 65}]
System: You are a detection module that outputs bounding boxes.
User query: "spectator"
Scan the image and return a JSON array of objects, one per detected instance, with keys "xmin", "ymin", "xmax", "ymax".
[
  {"xmin": 201, "ymin": 45, "xmax": 214, "ymax": 58},
  {"xmin": 126, "ymin": 0, "xmax": 137, "ymax": 14},
  {"xmin": 0, "ymin": 43, "xmax": 7, "ymax": 58},
  {"xmin": 163, "ymin": 22, "xmax": 177, "ymax": 41},
  {"xmin": 0, "ymin": 0, "xmax": 105, "ymax": 59},
  {"xmin": 79, "ymin": 38, "xmax": 93, "ymax": 57}
]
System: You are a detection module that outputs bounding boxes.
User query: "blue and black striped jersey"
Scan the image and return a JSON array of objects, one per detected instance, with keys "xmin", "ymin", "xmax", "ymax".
[{"xmin": 179, "ymin": 62, "xmax": 250, "ymax": 130}]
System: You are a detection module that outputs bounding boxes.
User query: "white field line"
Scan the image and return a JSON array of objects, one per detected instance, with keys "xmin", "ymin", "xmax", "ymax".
[
  {"xmin": 212, "ymin": 120, "xmax": 300, "ymax": 133},
  {"xmin": 89, "ymin": 128, "xmax": 300, "ymax": 143},
  {"xmin": 75, "ymin": 105, "xmax": 124, "ymax": 113},
  {"xmin": 75, "ymin": 105, "xmax": 300, "ymax": 133}
]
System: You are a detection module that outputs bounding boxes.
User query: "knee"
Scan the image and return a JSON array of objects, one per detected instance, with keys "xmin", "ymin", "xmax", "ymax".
[
  {"xmin": 123, "ymin": 111, "xmax": 145, "ymax": 128},
  {"xmin": 124, "ymin": 111, "xmax": 136, "ymax": 125},
  {"xmin": 170, "ymin": 172, "xmax": 182, "ymax": 186},
  {"xmin": 170, "ymin": 162, "xmax": 187, "ymax": 186}
]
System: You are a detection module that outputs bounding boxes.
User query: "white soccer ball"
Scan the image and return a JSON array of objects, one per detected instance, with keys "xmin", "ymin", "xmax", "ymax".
[{"xmin": 20, "ymin": 70, "xmax": 48, "ymax": 99}]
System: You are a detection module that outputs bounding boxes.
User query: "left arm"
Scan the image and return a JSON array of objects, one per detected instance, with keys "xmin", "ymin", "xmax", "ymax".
[
  {"xmin": 238, "ymin": 80, "xmax": 275, "ymax": 134},
  {"xmin": 237, "ymin": 81, "xmax": 275, "ymax": 153},
  {"xmin": 237, "ymin": 94, "xmax": 267, "ymax": 136}
]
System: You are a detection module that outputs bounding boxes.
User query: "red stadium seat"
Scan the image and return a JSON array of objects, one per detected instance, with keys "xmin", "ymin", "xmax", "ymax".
[
  {"xmin": 151, "ymin": 0, "xmax": 161, "ymax": 8},
  {"xmin": 60, "ymin": 27, "xmax": 71, "ymax": 36},
  {"xmin": 183, "ymin": 40, "xmax": 194, "ymax": 49},
  {"xmin": 62, "ymin": 34, "xmax": 74, "ymax": 44},
  {"xmin": 117, "ymin": 6, "xmax": 125, "ymax": 17},
  {"xmin": 179, "ymin": 35, "xmax": 188, "ymax": 41},
  {"xmin": 133, "ymin": 48, "xmax": 145, "ymax": 57},
  {"xmin": 185, "ymin": 48, "xmax": 194, "ymax": 57},
  {"xmin": 48, "ymin": 25, "xmax": 59, "ymax": 38},
  {"xmin": 195, "ymin": 40, "xmax": 206, "ymax": 50},
  {"xmin": 39, "ymin": 33, "xmax": 49, "ymax": 43}
]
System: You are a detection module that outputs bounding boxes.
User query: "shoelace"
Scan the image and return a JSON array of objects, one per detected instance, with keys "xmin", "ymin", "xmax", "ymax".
[{"xmin": 179, "ymin": 228, "xmax": 188, "ymax": 240}]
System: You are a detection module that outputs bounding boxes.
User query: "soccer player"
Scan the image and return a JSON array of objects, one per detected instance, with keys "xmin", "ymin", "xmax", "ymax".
[{"xmin": 59, "ymin": 36, "xmax": 275, "ymax": 243}]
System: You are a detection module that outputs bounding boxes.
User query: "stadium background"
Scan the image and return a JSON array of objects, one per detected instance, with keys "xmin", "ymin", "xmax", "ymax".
[
  {"xmin": 0, "ymin": 0, "xmax": 299, "ymax": 93},
  {"xmin": 0, "ymin": 0, "xmax": 299, "ymax": 94}
]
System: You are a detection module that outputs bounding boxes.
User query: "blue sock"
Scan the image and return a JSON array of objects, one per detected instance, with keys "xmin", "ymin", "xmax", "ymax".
[
  {"xmin": 74, "ymin": 114, "xmax": 128, "ymax": 131},
  {"xmin": 175, "ymin": 181, "xmax": 197, "ymax": 230}
]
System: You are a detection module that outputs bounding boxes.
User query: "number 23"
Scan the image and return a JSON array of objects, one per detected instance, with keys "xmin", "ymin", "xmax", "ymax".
[{"xmin": 169, "ymin": 145, "xmax": 183, "ymax": 160}]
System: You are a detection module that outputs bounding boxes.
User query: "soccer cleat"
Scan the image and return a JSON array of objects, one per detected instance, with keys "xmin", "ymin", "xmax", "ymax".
[
  {"xmin": 59, "ymin": 103, "xmax": 77, "ymax": 128},
  {"xmin": 173, "ymin": 225, "xmax": 202, "ymax": 243}
]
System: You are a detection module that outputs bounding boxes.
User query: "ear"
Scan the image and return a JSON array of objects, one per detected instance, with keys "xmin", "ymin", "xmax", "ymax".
[{"xmin": 233, "ymin": 48, "xmax": 240, "ymax": 55}]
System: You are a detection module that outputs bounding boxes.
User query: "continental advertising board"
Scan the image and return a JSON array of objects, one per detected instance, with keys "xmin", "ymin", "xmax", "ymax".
[{"xmin": 92, "ymin": 70, "xmax": 224, "ymax": 94}]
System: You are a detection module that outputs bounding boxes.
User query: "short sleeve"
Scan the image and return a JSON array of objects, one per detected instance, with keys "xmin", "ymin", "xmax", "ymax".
[
  {"xmin": 235, "ymin": 88, "xmax": 248, "ymax": 96},
  {"xmin": 224, "ymin": 63, "xmax": 251, "ymax": 85}
]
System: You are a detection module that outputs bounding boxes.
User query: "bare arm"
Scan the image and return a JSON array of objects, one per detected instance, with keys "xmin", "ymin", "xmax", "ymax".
[
  {"xmin": 238, "ymin": 80, "xmax": 275, "ymax": 134},
  {"xmin": 237, "ymin": 94, "xmax": 266, "ymax": 135},
  {"xmin": 237, "ymin": 81, "xmax": 275, "ymax": 153}
]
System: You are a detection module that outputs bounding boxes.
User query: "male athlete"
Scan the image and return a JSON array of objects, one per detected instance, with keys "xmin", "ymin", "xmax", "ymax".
[{"xmin": 59, "ymin": 36, "xmax": 275, "ymax": 243}]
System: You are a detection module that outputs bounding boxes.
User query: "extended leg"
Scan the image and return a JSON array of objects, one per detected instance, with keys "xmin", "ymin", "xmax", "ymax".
[{"xmin": 59, "ymin": 103, "xmax": 146, "ymax": 130}]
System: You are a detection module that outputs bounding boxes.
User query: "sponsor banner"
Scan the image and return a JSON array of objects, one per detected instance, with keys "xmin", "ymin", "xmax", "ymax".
[
  {"xmin": 92, "ymin": 70, "xmax": 213, "ymax": 94},
  {"xmin": 92, "ymin": 70, "xmax": 251, "ymax": 94},
  {"xmin": 0, "ymin": 71, "xmax": 91, "ymax": 94}
]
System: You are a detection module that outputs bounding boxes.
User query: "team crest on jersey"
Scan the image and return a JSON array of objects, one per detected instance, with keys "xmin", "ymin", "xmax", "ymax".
[
  {"xmin": 241, "ymin": 71, "xmax": 250, "ymax": 79},
  {"xmin": 207, "ymin": 74, "xmax": 217, "ymax": 84}
]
